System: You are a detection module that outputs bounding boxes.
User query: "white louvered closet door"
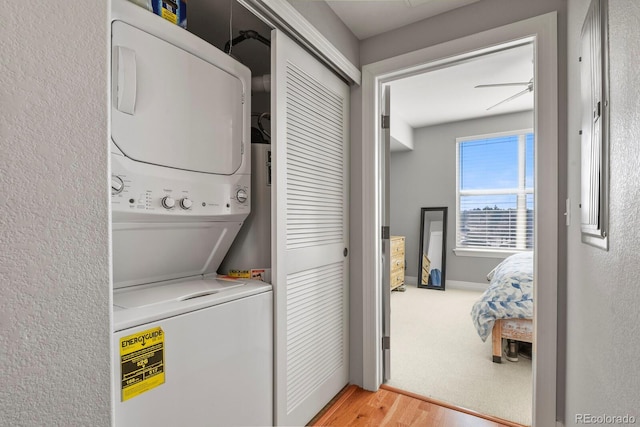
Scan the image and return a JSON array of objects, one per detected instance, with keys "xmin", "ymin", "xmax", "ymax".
[{"xmin": 272, "ymin": 29, "xmax": 349, "ymax": 426}]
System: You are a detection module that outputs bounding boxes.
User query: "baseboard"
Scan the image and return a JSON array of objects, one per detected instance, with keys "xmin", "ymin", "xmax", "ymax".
[
  {"xmin": 446, "ymin": 280, "xmax": 489, "ymax": 292},
  {"xmin": 403, "ymin": 277, "xmax": 488, "ymax": 292}
]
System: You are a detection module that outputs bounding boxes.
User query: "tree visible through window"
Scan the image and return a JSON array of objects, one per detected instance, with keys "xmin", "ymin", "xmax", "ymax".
[{"xmin": 456, "ymin": 130, "xmax": 534, "ymax": 251}]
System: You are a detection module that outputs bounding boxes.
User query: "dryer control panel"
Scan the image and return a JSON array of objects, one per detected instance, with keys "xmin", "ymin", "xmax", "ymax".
[{"xmin": 111, "ymin": 151, "xmax": 250, "ymax": 221}]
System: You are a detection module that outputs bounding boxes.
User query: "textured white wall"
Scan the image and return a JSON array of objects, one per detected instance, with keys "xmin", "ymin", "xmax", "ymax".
[
  {"xmin": 390, "ymin": 111, "xmax": 533, "ymax": 282},
  {"xmin": 0, "ymin": 1, "xmax": 111, "ymax": 426},
  {"xmin": 565, "ymin": 0, "xmax": 640, "ymax": 424}
]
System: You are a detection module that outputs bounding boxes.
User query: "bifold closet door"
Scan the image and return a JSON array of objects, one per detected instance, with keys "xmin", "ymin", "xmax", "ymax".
[{"xmin": 271, "ymin": 29, "xmax": 350, "ymax": 426}]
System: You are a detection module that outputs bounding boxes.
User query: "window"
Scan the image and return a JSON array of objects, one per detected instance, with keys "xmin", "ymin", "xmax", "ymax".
[{"xmin": 456, "ymin": 130, "xmax": 534, "ymax": 253}]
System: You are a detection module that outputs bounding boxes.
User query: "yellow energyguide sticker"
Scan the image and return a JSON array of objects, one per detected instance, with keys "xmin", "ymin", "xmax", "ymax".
[
  {"xmin": 161, "ymin": 8, "xmax": 178, "ymax": 24},
  {"xmin": 120, "ymin": 326, "xmax": 165, "ymax": 401},
  {"xmin": 228, "ymin": 269, "xmax": 251, "ymax": 279}
]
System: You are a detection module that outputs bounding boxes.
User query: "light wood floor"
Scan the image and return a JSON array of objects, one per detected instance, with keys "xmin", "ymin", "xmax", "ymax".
[{"xmin": 310, "ymin": 385, "xmax": 525, "ymax": 427}]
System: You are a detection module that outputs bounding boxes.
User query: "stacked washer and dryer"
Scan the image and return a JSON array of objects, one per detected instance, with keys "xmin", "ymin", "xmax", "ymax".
[{"xmin": 110, "ymin": 1, "xmax": 272, "ymax": 425}]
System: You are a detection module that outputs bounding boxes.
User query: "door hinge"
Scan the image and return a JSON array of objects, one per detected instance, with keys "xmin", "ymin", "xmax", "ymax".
[
  {"xmin": 382, "ymin": 226, "xmax": 390, "ymax": 240},
  {"xmin": 241, "ymin": 142, "xmax": 245, "ymax": 155},
  {"xmin": 382, "ymin": 336, "xmax": 391, "ymax": 350},
  {"xmin": 381, "ymin": 115, "xmax": 390, "ymax": 129}
]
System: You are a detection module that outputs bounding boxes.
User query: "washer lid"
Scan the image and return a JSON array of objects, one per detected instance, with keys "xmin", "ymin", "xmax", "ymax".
[
  {"xmin": 111, "ymin": 21, "xmax": 245, "ymax": 175},
  {"xmin": 114, "ymin": 277, "xmax": 245, "ymax": 309},
  {"xmin": 113, "ymin": 278, "xmax": 273, "ymax": 332}
]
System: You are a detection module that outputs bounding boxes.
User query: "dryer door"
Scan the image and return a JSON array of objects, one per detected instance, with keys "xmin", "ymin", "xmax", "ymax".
[{"xmin": 111, "ymin": 21, "xmax": 244, "ymax": 175}]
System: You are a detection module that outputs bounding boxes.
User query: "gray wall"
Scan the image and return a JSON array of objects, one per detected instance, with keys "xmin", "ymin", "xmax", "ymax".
[
  {"xmin": 287, "ymin": 0, "xmax": 360, "ymax": 67},
  {"xmin": 349, "ymin": 84, "xmax": 365, "ymax": 386},
  {"xmin": 564, "ymin": 0, "xmax": 640, "ymax": 424},
  {"xmin": 349, "ymin": 0, "xmax": 567, "ymax": 392},
  {"xmin": 188, "ymin": 1, "xmax": 272, "ymax": 125},
  {"xmin": 390, "ymin": 111, "xmax": 533, "ymax": 283},
  {"xmin": 360, "ymin": 0, "xmax": 567, "ymax": 66},
  {"xmin": 0, "ymin": 1, "xmax": 111, "ymax": 426},
  {"xmin": 188, "ymin": 0, "xmax": 272, "ymax": 76}
]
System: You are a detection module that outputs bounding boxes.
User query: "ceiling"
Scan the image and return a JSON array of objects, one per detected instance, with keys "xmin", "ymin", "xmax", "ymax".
[
  {"xmin": 389, "ymin": 43, "xmax": 534, "ymax": 130},
  {"xmin": 323, "ymin": 1, "xmax": 533, "ymax": 148},
  {"xmin": 325, "ymin": 0, "xmax": 481, "ymax": 40}
]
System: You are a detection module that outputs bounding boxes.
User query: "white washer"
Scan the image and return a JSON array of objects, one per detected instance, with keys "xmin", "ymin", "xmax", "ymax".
[
  {"xmin": 110, "ymin": 2, "xmax": 272, "ymax": 425},
  {"xmin": 113, "ymin": 278, "xmax": 272, "ymax": 427}
]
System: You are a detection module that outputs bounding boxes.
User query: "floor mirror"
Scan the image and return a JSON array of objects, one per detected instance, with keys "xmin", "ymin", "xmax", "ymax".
[{"xmin": 417, "ymin": 207, "xmax": 447, "ymax": 290}]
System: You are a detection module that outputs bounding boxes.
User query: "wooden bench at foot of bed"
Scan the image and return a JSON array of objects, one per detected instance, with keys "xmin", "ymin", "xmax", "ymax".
[{"xmin": 492, "ymin": 318, "xmax": 533, "ymax": 363}]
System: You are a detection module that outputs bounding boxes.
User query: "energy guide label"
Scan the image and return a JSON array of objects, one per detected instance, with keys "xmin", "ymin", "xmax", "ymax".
[{"xmin": 120, "ymin": 327, "xmax": 165, "ymax": 401}]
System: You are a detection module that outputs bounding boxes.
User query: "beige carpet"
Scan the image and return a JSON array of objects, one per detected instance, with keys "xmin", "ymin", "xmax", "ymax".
[{"xmin": 386, "ymin": 283, "xmax": 532, "ymax": 426}]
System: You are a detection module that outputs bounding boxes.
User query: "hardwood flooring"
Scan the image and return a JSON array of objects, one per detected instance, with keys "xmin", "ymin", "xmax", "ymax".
[{"xmin": 310, "ymin": 385, "xmax": 525, "ymax": 427}]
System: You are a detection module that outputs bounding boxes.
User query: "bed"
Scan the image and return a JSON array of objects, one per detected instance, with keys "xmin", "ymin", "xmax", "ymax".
[{"xmin": 470, "ymin": 252, "xmax": 533, "ymax": 363}]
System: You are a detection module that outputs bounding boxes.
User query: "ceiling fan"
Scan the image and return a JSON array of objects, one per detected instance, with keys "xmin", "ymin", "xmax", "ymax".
[{"xmin": 475, "ymin": 78, "xmax": 534, "ymax": 111}]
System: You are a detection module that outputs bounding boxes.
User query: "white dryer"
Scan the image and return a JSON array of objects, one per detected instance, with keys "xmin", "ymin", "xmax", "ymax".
[{"xmin": 110, "ymin": 2, "xmax": 272, "ymax": 426}]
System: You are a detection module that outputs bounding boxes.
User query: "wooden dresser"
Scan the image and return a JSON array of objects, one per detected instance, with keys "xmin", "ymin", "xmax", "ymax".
[{"xmin": 390, "ymin": 236, "xmax": 405, "ymax": 290}]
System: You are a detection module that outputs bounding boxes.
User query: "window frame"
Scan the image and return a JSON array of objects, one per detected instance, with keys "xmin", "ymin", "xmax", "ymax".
[
  {"xmin": 579, "ymin": 0, "xmax": 609, "ymax": 250},
  {"xmin": 454, "ymin": 128, "xmax": 534, "ymax": 257}
]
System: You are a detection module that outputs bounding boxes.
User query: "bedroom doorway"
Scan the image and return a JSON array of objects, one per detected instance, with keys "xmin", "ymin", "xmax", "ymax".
[
  {"xmin": 360, "ymin": 12, "xmax": 559, "ymax": 427},
  {"xmin": 384, "ymin": 42, "xmax": 535, "ymax": 425}
]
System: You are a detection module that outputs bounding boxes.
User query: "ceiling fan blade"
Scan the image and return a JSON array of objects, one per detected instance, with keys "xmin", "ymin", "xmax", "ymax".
[
  {"xmin": 486, "ymin": 87, "xmax": 531, "ymax": 111},
  {"xmin": 475, "ymin": 82, "xmax": 531, "ymax": 88}
]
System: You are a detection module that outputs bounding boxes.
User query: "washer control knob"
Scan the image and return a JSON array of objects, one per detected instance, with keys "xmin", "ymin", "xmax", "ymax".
[
  {"xmin": 236, "ymin": 189, "xmax": 248, "ymax": 203},
  {"xmin": 161, "ymin": 196, "xmax": 176, "ymax": 209},
  {"xmin": 180, "ymin": 198, "xmax": 193, "ymax": 210},
  {"xmin": 111, "ymin": 175, "xmax": 124, "ymax": 195}
]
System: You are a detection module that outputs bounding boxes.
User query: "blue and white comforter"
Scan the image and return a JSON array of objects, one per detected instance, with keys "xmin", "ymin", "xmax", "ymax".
[{"xmin": 470, "ymin": 252, "xmax": 533, "ymax": 341}]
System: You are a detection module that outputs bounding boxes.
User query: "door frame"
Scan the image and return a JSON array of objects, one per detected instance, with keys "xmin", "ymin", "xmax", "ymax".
[{"xmin": 360, "ymin": 12, "xmax": 558, "ymax": 426}]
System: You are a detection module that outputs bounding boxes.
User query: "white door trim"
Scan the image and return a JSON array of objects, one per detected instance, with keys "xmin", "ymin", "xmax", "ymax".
[{"xmin": 360, "ymin": 12, "xmax": 558, "ymax": 427}]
